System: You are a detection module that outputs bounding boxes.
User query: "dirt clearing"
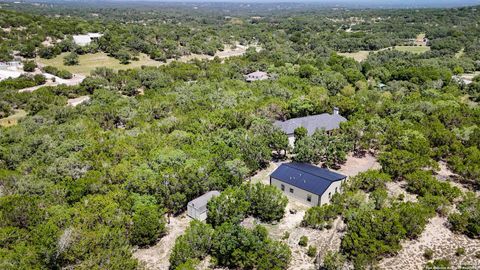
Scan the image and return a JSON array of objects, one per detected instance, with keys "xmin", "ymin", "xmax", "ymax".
[
  {"xmin": 378, "ymin": 216, "xmax": 480, "ymax": 270},
  {"xmin": 133, "ymin": 213, "xmax": 191, "ymax": 270}
]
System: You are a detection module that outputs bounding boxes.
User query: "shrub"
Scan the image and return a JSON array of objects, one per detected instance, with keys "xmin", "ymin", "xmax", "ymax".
[
  {"xmin": 455, "ymin": 247, "xmax": 465, "ymax": 256},
  {"xmin": 282, "ymin": 231, "xmax": 290, "ymax": 240},
  {"xmin": 298, "ymin": 235, "xmax": 308, "ymax": 247},
  {"xmin": 63, "ymin": 52, "xmax": 79, "ymax": 66},
  {"xmin": 22, "ymin": 60, "xmax": 36, "ymax": 72},
  {"xmin": 423, "ymin": 248, "xmax": 434, "ymax": 260},
  {"xmin": 43, "ymin": 65, "xmax": 73, "ymax": 79},
  {"xmin": 129, "ymin": 195, "xmax": 166, "ymax": 247},
  {"xmin": 425, "ymin": 259, "xmax": 451, "ymax": 269},
  {"xmin": 169, "ymin": 221, "xmax": 214, "ymax": 269},
  {"xmin": 307, "ymin": 245, "xmax": 317, "ymax": 257},
  {"xmin": 322, "ymin": 251, "xmax": 346, "ymax": 270}
]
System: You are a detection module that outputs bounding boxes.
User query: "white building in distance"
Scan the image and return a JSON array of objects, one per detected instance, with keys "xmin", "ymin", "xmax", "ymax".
[{"xmin": 72, "ymin": 33, "xmax": 103, "ymax": 46}]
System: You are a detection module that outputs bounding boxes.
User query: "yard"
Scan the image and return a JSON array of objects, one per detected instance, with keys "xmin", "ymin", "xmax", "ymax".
[
  {"xmin": 394, "ymin": 45, "xmax": 431, "ymax": 54},
  {"xmin": 36, "ymin": 52, "xmax": 163, "ymax": 76},
  {"xmin": 36, "ymin": 44, "xmax": 258, "ymax": 76},
  {"xmin": 337, "ymin": 51, "xmax": 371, "ymax": 62},
  {"xmin": 0, "ymin": 109, "xmax": 27, "ymax": 127}
]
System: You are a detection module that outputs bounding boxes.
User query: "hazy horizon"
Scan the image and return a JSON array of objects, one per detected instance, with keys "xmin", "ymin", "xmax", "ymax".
[{"xmin": 6, "ymin": 0, "xmax": 480, "ymax": 8}]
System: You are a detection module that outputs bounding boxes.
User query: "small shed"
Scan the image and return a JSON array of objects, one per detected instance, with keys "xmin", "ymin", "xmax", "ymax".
[
  {"xmin": 187, "ymin": 191, "xmax": 220, "ymax": 221},
  {"xmin": 245, "ymin": 71, "xmax": 268, "ymax": 82}
]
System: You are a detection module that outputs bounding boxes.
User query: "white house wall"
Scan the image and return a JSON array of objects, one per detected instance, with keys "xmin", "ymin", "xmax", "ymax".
[
  {"xmin": 319, "ymin": 178, "xmax": 347, "ymax": 205},
  {"xmin": 287, "ymin": 134, "xmax": 295, "ymax": 148},
  {"xmin": 270, "ymin": 177, "xmax": 320, "ymax": 206}
]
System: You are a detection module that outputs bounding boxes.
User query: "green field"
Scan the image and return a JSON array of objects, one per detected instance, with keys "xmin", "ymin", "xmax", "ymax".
[
  {"xmin": 37, "ymin": 52, "xmax": 164, "ymax": 76},
  {"xmin": 0, "ymin": 109, "xmax": 27, "ymax": 127},
  {"xmin": 337, "ymin": 51, "xmax": 371, "ymax": 62},
  {"xmin": 394, "ymin": 46, "xmax": 431, "ymax": 54}
]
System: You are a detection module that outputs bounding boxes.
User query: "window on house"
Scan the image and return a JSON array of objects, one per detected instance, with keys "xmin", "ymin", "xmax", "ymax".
[
  {"xmin": 290, "ymin": 188, "xmax": 294, "ymax": 193},
  {"xmin": 335, "ymin": 187, "xmax": 338, "ymax": 193},
  {"xmin": 328, "ymin": 192, "xmax": 331, "ymax": 198},
  {"xmin": 307, "ymin": 195, "xmax": 312, "ymax": 202},
  {"xmin": 281, "ymin": 184, "xmax": 285, "ymax": 191}
]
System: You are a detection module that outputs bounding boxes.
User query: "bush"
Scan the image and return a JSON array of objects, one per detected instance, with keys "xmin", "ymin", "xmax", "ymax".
[
  {"xmin": 244, "ymin": 183, "xmax": 288, "ymax": 222},
  {"xmin": 129, "ymin": 195, "xmax": 166, "ymax": 247},
  {"xmin": 22, "ymin": 60, "xmax": 36, "ymax": 72},
  {"xmin": 455, "ymin": 247, "xmax": 465, "ymax": 256},
  {"xmin": 43, "ymin": 65, "xmax": 73, "ymax": 79},
  {"xmin": 425, "ymin": 259, "xmax": 451, "ymax": 269},
  {"xmin": 282, "ymin": 231, "xmax": 290, "ymax": 240},
  {"xmin": 169, "ymin": 221, "xmax": 214, "ymax": 269},
  {"xmin": 423, "ymin": 248, "xmax": 434, "ymax": 260},
  {"xmin": 322, "ymin": 251, "xmax": 346, "ymax": 270},
  {"xmin": 302, "ymin": 204, "xmax": 339, "ymax": 229},
  {"xmin": 210, "ymin": 223, "xmax": 291, "ymax": 269},
  {"xmin": 207, "ymin": 183, "xmax": 288, "ymax": 227},
  {"xmin": 350, "ymin": 170, "xmax": 391, "ymax": 192},
  {"xmin": 298, "ymin": 235, "xmax": 308, "ymax": 247},
  {"xmin": 63, "ymin": 52, "xmax": 79, "ymax": 66},
  {"xmin": 307, "ymin": 245, "xmax": 317, "ymax": 257},
  {"xmin": 448, "ymin": 193, "xmax": 480, "ymax": 238}
]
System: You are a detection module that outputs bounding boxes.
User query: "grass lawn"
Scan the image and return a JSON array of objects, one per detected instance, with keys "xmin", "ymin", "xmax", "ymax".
[
  {"xmin": 37, "ymin": 52, "xmax": 163, "ymax": 76},
  {"xmin": 0, "ymin": 109, "xmax": 27, "ymax": 127},
  {"xmin": 337, "ymin": 51, "xmax": 371, "ymax": 62},
  {"xmin": 394, "ymin": 46, "xmax": 430, "ymax": 54}
]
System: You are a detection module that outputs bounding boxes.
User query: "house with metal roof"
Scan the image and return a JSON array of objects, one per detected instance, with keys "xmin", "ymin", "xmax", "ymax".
[
  {"xmin": 270, "ymin": 163, "xmax": 347, "ymax": 206},
  {"xmin": 274, "ymin": 107, "xmax": 347, "ymax": 147},
  {"xmin": 187, "ymin": 191, "xmax": 220, "ymax": 221},
  {"xmin": 245, "ymin": 71, "xmax": 268, "ymax": 82},
  {"xmin": 72, "ymin": 33, "xmax": 103, "ymax": 46}
]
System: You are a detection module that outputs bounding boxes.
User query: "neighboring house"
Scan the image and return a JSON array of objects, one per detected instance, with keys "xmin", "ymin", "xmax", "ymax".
[
  {"xmin": 187, "ymin": 191, "xmax": 220, "ymax": 221},
  {"xmin": 452, "ymin": 75, "xmax": 473, "ymax": 85},
  {"xmin": 270, "ymin": 162, "xmax": 347, "ymax": 206},
  {"xmin": 245, "ymin": 71, "xmax": 268, "ymax": 82},
  {"xmin": 274, "ymin": 107, "xmax": 347, "ymax": 147},
  {"xmin": 72, "ymin": 33, "xmax": 103, "ymax": 46},
  {"xmin": 0, "ymin": 61, "xmax": 21, "ymax": 70}
]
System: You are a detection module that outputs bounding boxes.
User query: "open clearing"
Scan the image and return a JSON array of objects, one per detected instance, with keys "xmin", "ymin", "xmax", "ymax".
[
  {"xmin": 337, "ymin": 51, "xmax": 371, "ymax": 62},
  {"xmin": 0, "ymin": 109, "xmax": 27, "ymax": 127},
  {"xmin": 378, "ymin": 216, "xmax": 480, "ymax": 270},
  {"xmin": 36, "ymin": 44, "xmax": 257, "ymax": 76},
  {"xmin": 133, "ymin": 213, "xmax": 191, "ymax": 270},
  {"xmin": 339, "ymin": 45, "xmax": 430, "ymax": 62},
  {"xmin": 394, "ymin": 46, "xmax": 430, "ymax": 54},
  {"xmin": 37, "ymin": 52, "xmax": 162, "ymax": 76}
]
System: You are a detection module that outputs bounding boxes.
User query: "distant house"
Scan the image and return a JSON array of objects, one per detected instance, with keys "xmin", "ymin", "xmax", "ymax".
[
  {"xmin": 245, "ymin": 71, "xmax": 268, "ymax": 82},
  {"xmin": 0, "ymin": 61, "xmax": 21, "ymax": 70},
  {"xmin": 187, "ymin": 191, "xmax": 220, "ymax": 221},
  {"xmin": 270, "ymin": 163, "xmax": 347, "ymax": 206},
  {"xmin": 274, "ymin": 107, "xmax": 347, "ymax": 147},
  {"xmin": 72, "ymin": 33, "xmax": 103, "ymax": 46}
]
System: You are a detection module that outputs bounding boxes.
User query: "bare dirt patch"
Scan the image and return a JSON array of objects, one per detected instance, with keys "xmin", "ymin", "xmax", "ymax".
[
  {"xmin": 336, "ymin": 153, "xmax": 381, "ymax": 177},
  {"xmin": 133, "ymin": 213, "xmax": 191, "ymax": 270},
  {"xmin": 243, "ymin": 199, "xmax": 344, "ymax": 270},
  {"xmin": 378, "ymin": 216, "xmax": 480, "ymax": 270},
  {"xmin": 0, "ymin": 109, "xmax": 27, "ymax": 127},
  {"xmin": 385, "ymin": 181, "xmax": 418, "ymax": 202}
]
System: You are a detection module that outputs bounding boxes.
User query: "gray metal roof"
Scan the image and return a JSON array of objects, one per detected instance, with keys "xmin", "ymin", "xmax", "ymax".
[
  {"xmin": 270, "ymin": 163, "xmax": 346, "ymax": 195},
  {"xmin": 187, "ymin": 191, "xmax": 220, "ymax": 211},
  {"xmin": 274, "ymin": 113, "xmax": 347, "ymax": 135}
]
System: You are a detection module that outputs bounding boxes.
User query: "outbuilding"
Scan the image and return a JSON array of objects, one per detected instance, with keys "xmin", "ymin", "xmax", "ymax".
[
  {"xmin": 270, "ymin": 163, "xmax": 347, "ymax": 206},
  {"xmin": 274, "ymin": 107, "xmax": 347, "ymax": 147},
  {"xmin": 245, "ymin": 71, "xmax": 268, "ymax": 82},
  {"xmin": 187, "ymin": 191, "xmax": 220, "ymax": 221}
]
